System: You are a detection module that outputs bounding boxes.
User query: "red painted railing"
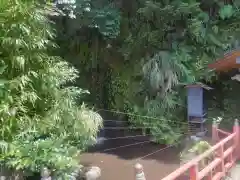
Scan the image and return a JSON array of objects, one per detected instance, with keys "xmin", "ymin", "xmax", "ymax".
[{"xmin": 161, "ymin": 119, "xmax": 240, "ymax": 180}]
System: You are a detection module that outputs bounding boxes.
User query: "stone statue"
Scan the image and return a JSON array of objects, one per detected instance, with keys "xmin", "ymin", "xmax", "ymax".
[
  {"xmin": 41, "ymin": 167, "xmax": 51, "ymax": 180},
  {"xmin": 85, "ymin": 166, "xmax": 101, "ymax": 180}
]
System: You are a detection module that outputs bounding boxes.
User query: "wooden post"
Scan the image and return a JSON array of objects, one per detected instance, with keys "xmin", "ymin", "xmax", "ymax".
[
  {"xmin": 135, "ymin": 163, "xmax": 146, "ymax": 180},
  {"xmin": 212, "ymin": 120, "xmax": 218, "ymax": 143},
  {"xmin": 233, "ymin": 119, "xmax": 239, "ymax": 160},
  {"xmin": 219, "ymin": 144, "xmax": 225, "ymax": 175},
  {"xmin": 189, "ymin": 164, "xmax": 198, "ymax": 180}
]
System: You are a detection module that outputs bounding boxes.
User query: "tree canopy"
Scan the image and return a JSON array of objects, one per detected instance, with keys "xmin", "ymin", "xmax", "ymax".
[{"xmin": 55, "ymin": 0, "xmax": 240, "ymax": 143}]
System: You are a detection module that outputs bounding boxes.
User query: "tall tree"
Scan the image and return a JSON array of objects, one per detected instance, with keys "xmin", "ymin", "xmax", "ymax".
[{"xmin": 0, "ymin": 1, "xmax": 102, "ymax": 178}]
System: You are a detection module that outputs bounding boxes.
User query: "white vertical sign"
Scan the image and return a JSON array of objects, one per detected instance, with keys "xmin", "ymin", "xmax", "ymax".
[{"xmin": 236, "ymin": 56, "xmax": 240, "ymax": 64}]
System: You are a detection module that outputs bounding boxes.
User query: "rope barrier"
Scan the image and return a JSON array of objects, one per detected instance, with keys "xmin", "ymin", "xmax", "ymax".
[
  {"xmin": 102, "ymin": 140, "xmax": 152, "ymax": 152},
  {"xmin": 100, "ymin": 131, "xmax": 196, "ymax": 152},
  {"xmin": 96, "ymin": 108, "xmax": 190, "ymax": 125}
]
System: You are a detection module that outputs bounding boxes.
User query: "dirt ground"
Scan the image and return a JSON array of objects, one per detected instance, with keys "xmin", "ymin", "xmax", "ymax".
[
  {"xmin": 80, "ymin": 137, "xmax": 187, "ymax": 180},
  {"xmin": 80, "ymin": 121, "xmax": 235, "ymax": 180}
]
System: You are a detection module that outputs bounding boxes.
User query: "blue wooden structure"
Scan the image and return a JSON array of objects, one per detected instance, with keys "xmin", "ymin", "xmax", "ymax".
[{"xmin": 186, "ymin": 84, "xmax": 212, "ymax": 135}]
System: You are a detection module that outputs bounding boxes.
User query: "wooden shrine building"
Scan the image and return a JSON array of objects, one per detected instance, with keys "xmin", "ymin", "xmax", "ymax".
[
  {"xmin": 187, "ymin": 50, "xmax": 240, "ymax": 136},
  {"xmin": 208, "ymin": 49, "xmax": 240, "ymax": 74}
]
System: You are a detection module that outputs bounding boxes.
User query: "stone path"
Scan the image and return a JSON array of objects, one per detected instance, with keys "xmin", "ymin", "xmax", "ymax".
[{"xmin": 225, "ymin": 163, "xmax": 240, "ymax": 180}]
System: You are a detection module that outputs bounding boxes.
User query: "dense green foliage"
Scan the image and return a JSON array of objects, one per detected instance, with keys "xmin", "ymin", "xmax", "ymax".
[
  {"xmin": 0, "ymin": 1, "xmax": 102, "ymax": 178},
  {"xmin": 2, "ymin": 0, "xmax": 240, "ymax": 176},
  {"xmin": 54, "ymin": 0, "xmax": 240, "ymax": 144}
]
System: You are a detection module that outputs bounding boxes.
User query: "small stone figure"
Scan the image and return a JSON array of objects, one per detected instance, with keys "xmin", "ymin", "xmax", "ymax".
[
  {"xmin": 0, "ymin": 176, "xmax": 6, "ymax": 180},
  {"xmin": 85, "ymin": 166, "xmax": 101, "ymax": 180},
  {"xmin": 41, "ymin": 167, "xmax": 51, "ymax": 180},
  {"xmin": 135, "ymin": 163, "xmax": 146, "ymax": 180}
]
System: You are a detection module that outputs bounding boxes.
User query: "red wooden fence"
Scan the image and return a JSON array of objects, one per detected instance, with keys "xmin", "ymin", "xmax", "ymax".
[{"xmin": 161, "ymin": 119, "xmax": 240, "ymax": 180}]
